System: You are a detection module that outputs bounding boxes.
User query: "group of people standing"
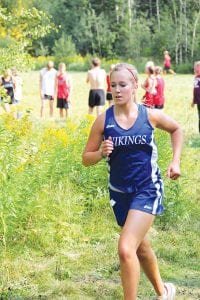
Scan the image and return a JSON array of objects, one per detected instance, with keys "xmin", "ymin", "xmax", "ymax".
[
  {"xmin": 1, "ymin": 52, "xmax": 199, "ymax": 134},
  {"xmin": 40, "ymin": 61, "xmax": 72, "ymax": 118},
  {"xmin": 39, "ymin": 51, "xmax": 176, "ymax": 119},
  {"xmin": 86, "ymin": 57, "xmax": 166, "ymax": 118},
  {"xmin": 142, "ymin": 61, "xmax": 165, "ymax": 109}
]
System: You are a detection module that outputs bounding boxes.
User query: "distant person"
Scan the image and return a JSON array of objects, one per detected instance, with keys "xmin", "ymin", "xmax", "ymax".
[
  {"xmin": 141, "ymin": 61, "xmax": 156, "ymax": 108},
  {"xmin": 55, "ymin": 63, "xmax": 72, "ymax": 119},
  {"xmin": 39, "ymin": 61, "xmax": 57, "ymax": 118},
  {"xmin": 163, "ymin": 51, "xmax": 176, "ymax": 75},
  {"xmin": 153, "ymin": 66, "xmax": 165, "ymax": 109},
  {"xmin": 86, "ymin": 57, "xmax": 106, "ymax": 116},
  {"xmin": 12, "ymin": 68, "xmax": 23, "ymax": 118},
  {"xmin": 106, "ymin": 64, "xmax": 115, "ymax": 107},
  {"xmin": 12, "ymin": 68, "xmax": 23, "ymax": 104},
  {"xmin": 191, "ymin": 61, "xmax": 200, "ymax": 133},
  {"xmin": 0, "ymin": 68, "xmax": 15, "ymax": 112}
]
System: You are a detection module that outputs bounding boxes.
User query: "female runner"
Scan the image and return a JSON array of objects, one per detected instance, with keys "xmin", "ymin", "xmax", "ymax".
[{"xmin": 82, "ymin": 63, "xmax": 182, "ymax": 300}]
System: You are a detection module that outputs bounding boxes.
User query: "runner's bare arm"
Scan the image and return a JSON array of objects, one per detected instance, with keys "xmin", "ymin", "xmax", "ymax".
[
  {"xmin": 82, "ymin": 113, "xmax": 114, "ymax": 166},
  {"xmin": 54, "ymin": 75, "xmax": 58, "ymax": 100},
  {"xmin": 141, "ymin": 78, "xmax": 147, "ymax": 90},
  {"xmin": 39, "ymin": 73, "xmax": 43, "ymax": 99},
  {"xmin": 148, "ymin": 109, "xmax": 183, "ymax": 180},
  {"xmin": 68, "ymin": 76, "xmax": 72, "ymax": 101},
  {"xmin": 146, "ymin": 78, "xmax": 156, "ymax": 93}
]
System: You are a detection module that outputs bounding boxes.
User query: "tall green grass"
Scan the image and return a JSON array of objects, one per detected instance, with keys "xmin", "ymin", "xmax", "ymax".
[{"xmin": 0, "ymin": 113, "xmax": 199, "ymax": 299}]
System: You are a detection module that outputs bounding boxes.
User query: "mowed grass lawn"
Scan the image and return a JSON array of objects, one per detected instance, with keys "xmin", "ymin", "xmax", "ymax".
[{"xmin": 1, "ymin": 71, "xmax": 199, "ymax": 299}]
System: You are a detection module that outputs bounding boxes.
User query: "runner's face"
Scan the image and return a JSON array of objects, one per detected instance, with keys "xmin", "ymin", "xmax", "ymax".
[{"xmin": 110, "ymin": 70, "xmax": 135, "ymax": 105}]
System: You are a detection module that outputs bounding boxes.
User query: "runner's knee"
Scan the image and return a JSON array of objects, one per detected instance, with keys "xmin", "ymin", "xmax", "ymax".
[{"xmin": 118, "ymin": 238, "xmax": 138, "ymax": 262}]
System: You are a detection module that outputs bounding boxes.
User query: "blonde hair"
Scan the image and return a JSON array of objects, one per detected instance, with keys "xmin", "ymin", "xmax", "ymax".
[
  {"xmin": 3, "ymin": 68, "xmax": 12, "ymax": 77},
  {"xmin": 110, "ymin": 64, "xmax": 115, "ymax": 71},
  {"xmin": 155, "ymin": 66, "xmax": 162, "ymax": 75},
  {"xmin": 194, "ymin": 61, "xmax": 200, "ymax": 68},
  {"xmin": 110, "ymin": 63, "xmax": 138, "ymax": 85},
  {"xmin": 145, "ymin": 61, "xmax": 155, "ymax": 75},
  {"xmin": 194, "ymin": 61, "xmax": 200, "ymax": 75},
  {"xmin": 110, "ymin": 63, "xmax": 138, "ymax": 102},
  {"xmin": 58, "ymin": 62, "xmax": 66, "ymax": 71}
]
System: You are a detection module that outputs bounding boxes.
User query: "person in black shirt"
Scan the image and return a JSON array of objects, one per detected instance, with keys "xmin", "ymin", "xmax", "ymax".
[
  {"xmin": 0, "ymin": 68, "xmax": 15, "ymax": 112},
  {"xmin": 191, "ymin": 61, "xmax": 200, "ymax": 133}
]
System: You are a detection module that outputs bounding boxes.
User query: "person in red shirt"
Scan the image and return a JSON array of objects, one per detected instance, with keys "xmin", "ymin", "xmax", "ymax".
[
  {"xmin": 153, "ymin": 66, "xmax": 165, "ymax": 109},
  {"xmin": 191, "ymin": 61, "xmax": 200, "ymax": 133},
  {"xmin": 141, "ymin": 61, "xmax": 156, "ymax": 108},
  {"xmin": 55, "ymin": 63, "xmax": 72, "ymax": 118},
  {"xmin": 106, "ymin": 64, "xmax": 115, "ymax": 107},
  {"xmin": 163, "ymin": 51, "xmax": 176, "ymax": 75}
]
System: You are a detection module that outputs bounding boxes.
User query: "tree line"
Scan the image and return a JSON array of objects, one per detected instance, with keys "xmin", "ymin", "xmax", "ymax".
[{"xmin": 1, "ymin": 0, "xmax": 200, "ymax": 67}]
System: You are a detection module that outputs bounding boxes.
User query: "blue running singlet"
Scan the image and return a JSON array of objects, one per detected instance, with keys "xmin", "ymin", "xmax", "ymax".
[{"xmin": 103, "ymin": 104, "xmax": 163, "ymax": 194}]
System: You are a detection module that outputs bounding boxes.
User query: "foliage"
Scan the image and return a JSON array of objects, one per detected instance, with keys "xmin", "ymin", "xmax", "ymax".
[
  {"xmin": 0, "ymin": 69, "xmax": 200, "ymax": 297},
  {"xmin": 1, "ymin": 1, "xmax": 200, "ymax": 68},
  {"xmin": 0, "ymin": 5, "xmax": 56, "ymax": 71},
  {"xmin": 0, "ymin": 108, "xmax": 199, "ymax": 298},
  {"xmin": 52, "ymin": 34, "xmax": 77, "ymax": 58},
  {"xmin": 0, "ymin": 42, "xmax": 33, "ymax": 73},
  {"xmin": 32, "ymin": 55, "xmax": 133, "ymax": 72},
  {"xmin": 0, "ymin": 86, "xmax": 10, "ymax": 103},
  {"xmin": 174, "ymin": 62, "xmax": 194, "ymax": 74},
  {"xmin": 0, "ymin": 6, "xmax": 55, "ymax": 47},
  {"xmin": 27, "ymin": 0, "xmax": 200, "ymax": 65}
]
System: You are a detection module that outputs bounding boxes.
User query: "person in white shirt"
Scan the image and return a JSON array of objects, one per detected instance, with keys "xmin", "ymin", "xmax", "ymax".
[
  {"xmin": 86, "ymin": 57, "xmax": 106, "ymax": 116},
  {"xmin": 12, "ymin": 68, "xmax": 23, "ymax": 118},
  {"xmin": 12, "ymin": 68, "xmax": 22, "ymax": 104},
  {"xmin": 39, "ymin": 61, "xmax": 57, "ymax": 118}
]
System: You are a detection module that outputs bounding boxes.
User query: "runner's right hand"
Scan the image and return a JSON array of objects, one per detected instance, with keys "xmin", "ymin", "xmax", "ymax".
[{"xmin": 101, "ymin": 137, "xmax": 114, "ymax": 157}]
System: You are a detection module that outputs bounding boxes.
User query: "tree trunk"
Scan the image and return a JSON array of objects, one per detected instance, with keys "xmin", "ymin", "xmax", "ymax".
[
  {"xmin": 183, "ymin": 0, "xmax": 188, "ymax": 61},
  {"xmin": 172, "ymin": 0, "xmax": 178, "ymax": 64},
  {"xmin": 191, "ymin": 11, "xmax": 200, "ymax": 59},
  {"xmin": 115, "ymin": 4, "xmax": 119, "ymax": 24},
  {"xmin": 156, "ymin": 0, "xmax": 160, "ymax": 32},
  {"xmin": 132, "ymin": 0, "xmax": 137, "ymax": 18},
  {"xmin": 128, "ymin": 0, "xmax": 132, "ymax": 30},
  {"xmin": 149, "ymin": 0, "xmax": 153, "ymax": 18},
  {"xmin": 92, "ymin": 9, "xmax": 101, "ymax": 56},
  {"xmin": 179, "ymin": 0, "xmax": 183, "ymax": 63},
  {"xmin": 175, "ymin": 42, "xmax": 179, "ymax": 64}
]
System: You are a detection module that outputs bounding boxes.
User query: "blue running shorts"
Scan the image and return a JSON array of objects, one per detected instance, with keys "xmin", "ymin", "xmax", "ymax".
[{"xmin": 109, "ymin": 181, "xmax": 164, "ymax": 226}]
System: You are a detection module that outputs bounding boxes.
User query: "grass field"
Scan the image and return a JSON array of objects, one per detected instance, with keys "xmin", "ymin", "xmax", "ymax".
[
  {"xmin": 0, "ymin": 71, "xmax": 199, "ymax": 300},
  {"xmin": 22, "ymin": 71, "xmax": 197, "ymax": 129}
]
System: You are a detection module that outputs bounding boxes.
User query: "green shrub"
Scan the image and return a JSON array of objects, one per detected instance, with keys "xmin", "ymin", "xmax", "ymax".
[
  {"xmin": 0, "ymin": 115, "xmax": 193, "ymax": 259},
  {"xmin": 52, "ymin": 34, "xmax": 77, "ymax": 58},
  {"xmin": 175, "ymin": 63, "xmax": 193, "ymax": 74},
  {"xmin": 0, "ymin": 111, "xmax": 199, "ymax": 297}
]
